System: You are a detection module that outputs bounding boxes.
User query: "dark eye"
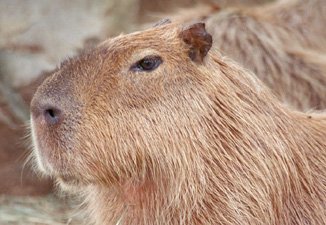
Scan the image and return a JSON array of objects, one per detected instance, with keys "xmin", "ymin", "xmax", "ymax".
[{"xmin": 130, "ymin": 55, "xmax": 163, "ymax": 72}]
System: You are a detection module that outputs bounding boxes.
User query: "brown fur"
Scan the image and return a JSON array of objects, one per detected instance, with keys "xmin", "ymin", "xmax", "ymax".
[
  {"xmin": 164, "ymin": 0, "xmax": 326, "ymax": 110},
  {"xmin": 30, "ymin": 23, "xmax": 326, "ymax": 225}
]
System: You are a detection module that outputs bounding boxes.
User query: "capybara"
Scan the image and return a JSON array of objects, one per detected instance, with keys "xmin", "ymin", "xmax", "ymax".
[
  {"xmin": 30, "ymin": 22, "xmax": 326, "ymax": 225},
  {"xmin": 163, "ymin": 0, "xmax": 326, "ymax": 110}
]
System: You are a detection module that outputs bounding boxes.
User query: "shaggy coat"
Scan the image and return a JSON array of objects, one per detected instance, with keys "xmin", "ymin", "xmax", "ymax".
[{"xmin": 30, "ymin": 23, "xmax": 326, "ymax": 225}]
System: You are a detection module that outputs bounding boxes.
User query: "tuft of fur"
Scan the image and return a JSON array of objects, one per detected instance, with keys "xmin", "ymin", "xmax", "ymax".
[{"xmin": 31, "ymin": 23, "xmax": 326, "ymax": 225}]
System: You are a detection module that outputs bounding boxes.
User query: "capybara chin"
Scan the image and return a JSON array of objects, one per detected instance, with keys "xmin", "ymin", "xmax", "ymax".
[{"xmin": 30, "ymin": 22, "xmax": 326, "ymax": 225}]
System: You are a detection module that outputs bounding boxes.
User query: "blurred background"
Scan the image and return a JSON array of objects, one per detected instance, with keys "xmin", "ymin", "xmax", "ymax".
[{"xmin": 0, "ymin": 0, "xmax": 271, "ymax": 224}]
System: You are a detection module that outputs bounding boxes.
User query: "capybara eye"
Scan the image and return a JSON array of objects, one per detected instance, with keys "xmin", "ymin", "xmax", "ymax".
[{"xmin": 131, "ymin": 55, "xmax": 162, "ymax": 72}]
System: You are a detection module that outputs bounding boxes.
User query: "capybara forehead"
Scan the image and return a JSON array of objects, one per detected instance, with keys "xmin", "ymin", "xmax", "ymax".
[
  {"xmin": 59, "ymin": 24, "xmax": 182, "ymax": 75},
  {"xmin": 98, "ymin": 24, "xmax": 181, "ymax": 57}
]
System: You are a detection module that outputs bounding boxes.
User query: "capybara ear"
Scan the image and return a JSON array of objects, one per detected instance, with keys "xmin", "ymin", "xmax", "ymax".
[
  {"xmin": 179, "ymin": 22, "xmax": 212, "ymax": 63},
  {"xmin": 153, "ymin": 18, "xmax": 172, "ymax": 27}
]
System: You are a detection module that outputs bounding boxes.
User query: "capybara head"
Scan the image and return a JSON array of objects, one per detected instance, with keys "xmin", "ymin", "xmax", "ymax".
[
  {"xmin": 30, "ymin": 21, "xmax": 326, "ymax": 225},
  {"xmin": 30, "ymin": 22, "xmax": 214, "ymax": 188}
]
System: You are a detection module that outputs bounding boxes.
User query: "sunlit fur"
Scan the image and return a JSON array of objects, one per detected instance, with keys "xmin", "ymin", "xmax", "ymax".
[
  {"xmin": 31, "ymin": 23, "xmax": 326, "ymax": 225},
  {"xmin": 166, "ymin": 0, "xmax": 326, "ymax": 110}
]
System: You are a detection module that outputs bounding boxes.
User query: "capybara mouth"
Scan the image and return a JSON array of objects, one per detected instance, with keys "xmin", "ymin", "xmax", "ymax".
[
  {"xmin": 31, "ymin": 143, "xmax": 63, "ymax": 176},
  {"xmin": 30, "ymin": 109, "xmax": 80, "ymax": 177},
  {"xmin": 31, "ymin": 125, "xmax": 69, "ymax": 176},
  {"xmin": 31, "ymin": 121, "xmax": 57, "ymax": 174}
]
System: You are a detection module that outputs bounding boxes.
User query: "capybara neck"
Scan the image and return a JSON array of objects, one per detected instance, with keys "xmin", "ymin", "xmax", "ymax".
[{"xmin": 80, "ymin": 54, "xmax": 326, "ymax": 225}]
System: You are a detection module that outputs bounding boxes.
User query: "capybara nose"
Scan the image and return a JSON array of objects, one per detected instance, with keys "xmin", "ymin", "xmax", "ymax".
[
  {"xmin": 31, "ymin": 100, "xmax": 64, "ymax": 126},
  {"xmin": 42, "ymin": 106, "xmax": 62, "ymax": 125}
]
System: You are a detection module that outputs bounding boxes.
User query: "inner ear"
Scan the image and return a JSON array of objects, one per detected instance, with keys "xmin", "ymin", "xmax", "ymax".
[{"xmin": 179, "ymin": 23, "xmax": 212, "ymax": 63}]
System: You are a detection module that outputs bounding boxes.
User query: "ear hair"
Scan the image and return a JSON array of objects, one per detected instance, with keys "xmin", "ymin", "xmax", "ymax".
[{"xmin": 179, "ymin": 22, "xmax": 212, "ymax": 63}]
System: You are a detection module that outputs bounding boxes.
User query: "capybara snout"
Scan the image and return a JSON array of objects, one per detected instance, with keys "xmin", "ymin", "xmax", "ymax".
[{"xmin": 30, "ymin": 69, "xmax": 83, "ymax": 175}]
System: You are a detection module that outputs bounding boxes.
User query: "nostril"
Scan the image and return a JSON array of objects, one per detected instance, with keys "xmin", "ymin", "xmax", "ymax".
[
  {"xmin": 46, "ymin": 108, "xmax": 56, "ymax": 118},
  {"xmin": 43, "ymin": 107, "xmax": 62, "ymax": 125}
]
